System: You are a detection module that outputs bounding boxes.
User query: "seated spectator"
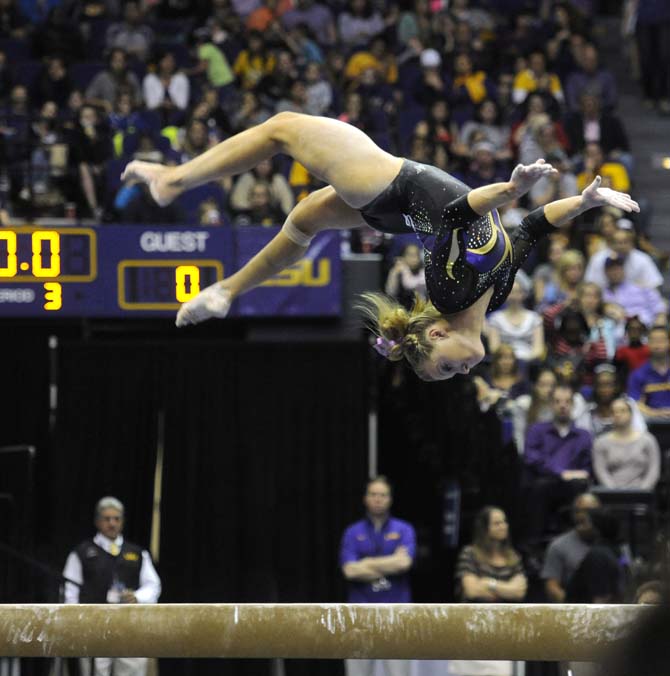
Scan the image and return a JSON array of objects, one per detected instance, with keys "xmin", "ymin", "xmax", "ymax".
[
  {"xmin": 411, "ymin": 48, "xmax": 447, "ymax": 109},
  {"xmin": 533, "ymin": 234, "xmax": 568, "ymax": 307},
  {"xmin": 304, "ymin": 62, "xmax": 332, "ymax": 116},
  {"xmin": 29, "ymin": 100, "xmax": 68, "ymax": 206},
  {"xmin": 544, "ymin": 303, "xmax": 609, "ymax": 381},
  {"xmin": 345, "ymin": 36, "xmax": 397, "ymax": 85},
  {"xmin": 193, "ymin": 86, "xmax": 233, "ymax": 138},
  {"xmin": 545, "ymin": 2, "xmax": 581, "ymax": 81},
  {"xmin": 455, "ymin": 506, "xmax": 527, "ymax": 603},
  {"xmin": 541, "ymin": 492, "xmax": 601, "ymax": 602},
  {"xmin": 615, "ymin": 316, "xmax": 651, "ymax": 378},
  {"xmin": 566, "ymin": 42, "xmax": 618, "ymax": 112},
  {"xmin": 578, "ymin": 281, "xmax": 623, "ymax": 359},
  {"xmin": 487, "ymin": 278, "xmax": 545, "ymax": 364},
  {"xmin": 232, "ymin": 183, "xmax": 285, "ymax": 226},
  {"xmin": 602, "ymin": 256, "xmax": 667, "ymax": 328},
  {"xmin": 189, "ymin": 27, "xmax": 235, "ymax": 90},
  {"xmin": 280, "ymin": 23, "xmax": 324, "ymax": 66},
  {"xmin": 229, "ymin": 158, "xmax": 294, "ymax": 217},
  {"xmin": 456, "ymin": 141, "xmax": 507, "ymax": 189},
  {"xmin": 396, "ymin": 0, "xmax": 433, "ymax": 47},
  {"xmin": 512, "ymin": 48, "xmax": 565, "ymax": 105},
  {"xmin": 179, "ymin": 119, "xmax": 212, "ymax": 162},
  {"xmin": 276, "ymin": 78, "xmax": 309, "ymax": 114},
  {"xmin": 565, "ymin": 93, "xmax": 631, "ymax": 166},
  {"xmin": 32, "ymin": 56, "xmax": 74, "ymax": 109},
  {"xmin": 281, "ymin": 0, "xmax": 337, "ymax": 48},
  {"xmin": 67, "ymin": 104, "xmax": 113, "ymax": 219},
  {"xmin": 0, "ymin": 0, "xmax": 28, "ymax": 38},
  {"xmin": 628, "ymin": 326, "xmax": 670, "ymax": 422},
  {"xmin": 143, "ymin": 50, "xmax": 190, "ymax": 120},
  {"xmin": 413, "ymin": 100, "xmax": 456, "ymax": 155},
  {"xmin": 454, "ymin": 99, "xmax": 512, "ymax": 163},
  {"xmin": 511, "ymin": 368, "xmax": 557, "ymax": 454},
  {"xmin": 231, "ymin": 91, "xmax": 271, "ymax": 132},
  {"xmin": 449, "ymin": 52, "xmax": 496, "ymax": 126},
  {"xmin": 593, "ymin": 397, "xmax": 660, "ymax": 489},
  {"xmin": 576, "ymin": 141, "xmax": 630, "ymax": 193},
  {"xmin": 537, "ymin": 248, "xmax": 584, "ymax": 311},
  {"xmin": 585, "ymin": 209, "xmax": 619, "ymax": 258},
  {"xmin": 564, "ymin": 508, "xmax": 625, "ymax": 606},
  {"xmin": 32, "ymin": 6, "xmax": 83, "ymax": 61},
  {"xmin": 512, "ymin": 94, "xmax": 569, "ymax": 166},
  {"xmin": 337, "ymin": 0, "xmax": 386, "ymax": 49},
  {"xmin": 527, "ymin": 128, "xmax": 578, "ymax": 208},
  {"xmin": 109, "ymin": 92, "xmax": 144, "ymax": 155},
  {"xmin": 233, "ymin": 30, "xmax": 276, "ymax": 90},
  {"xmin": 257, "ymin": 50, "xmax": 299, "ymax": 108},
  {"xmin": 577, "ymin": 364, "xmax": 647, "ymax": 437},
  {"xmin": 86, "ymin": 48, "xmax": 142, "ymax": 112},
  {"xmin": 523, "ymin": 384, "xmax": 592, "ymax": 540},
  {"xmin": 384, "ymin": 243, "xmax": 426, "ymax": 309},
  {"xmin": 337, "ymin": 91, "xmax": 370, "ymax": 131},
  {"xmin": 246, "ymin": 0, "xmax": 291, "ymax": 32},
  {"xmin": 585, "ymin": 223, "xmax": 663, "ymax": 290},
  {"xmin": 105, "ymin": 0, "xmax": 154, "ymax": 62}
]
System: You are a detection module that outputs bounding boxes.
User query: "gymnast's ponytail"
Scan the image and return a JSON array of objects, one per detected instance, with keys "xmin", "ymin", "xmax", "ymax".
[{"xmin": 356, "ymin": 292, "xmax": 444, "ymax": 375}]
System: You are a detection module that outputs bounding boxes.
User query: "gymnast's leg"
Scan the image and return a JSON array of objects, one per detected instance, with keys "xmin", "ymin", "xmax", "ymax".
[
  {"xmin": 121, "ymin": 112, "xmax": 403, "ymax": 209},
  {"xmin": 175, "ymin": 186, "xmax": 367, "ymax": 326}
]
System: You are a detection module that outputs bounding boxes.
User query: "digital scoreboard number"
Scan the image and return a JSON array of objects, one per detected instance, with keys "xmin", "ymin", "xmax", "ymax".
[
  {"xmin": 0, "ymin": 228, "xmax": 96, "ymax": 281},
  {"xmin": 0, "ymin": 225, "xmax": 340, "ymax": 318},
  {"xmin": 118, "ymin": 260, "xmax": 223, "ymax": 310}
]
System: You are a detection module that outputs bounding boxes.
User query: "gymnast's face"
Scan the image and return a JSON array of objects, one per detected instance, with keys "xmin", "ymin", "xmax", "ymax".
[
  {"xmin": 96, "ymin": 508, "xmax": 124, "ymax": 540},
  {"xmin": 423, "ymin": 321, "xmax": 485, "ymax": 381}
]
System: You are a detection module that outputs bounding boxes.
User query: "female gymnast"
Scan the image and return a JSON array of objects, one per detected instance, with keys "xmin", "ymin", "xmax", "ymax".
[{"xmin": 121, "ymin": 112, "xmax": 639, "ymax": 381}]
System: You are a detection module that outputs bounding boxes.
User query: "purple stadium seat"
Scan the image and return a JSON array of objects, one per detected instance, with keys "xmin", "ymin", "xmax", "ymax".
[{"xmin": 0, "ymin": 38, "xmax": 31, "ymax": 62}]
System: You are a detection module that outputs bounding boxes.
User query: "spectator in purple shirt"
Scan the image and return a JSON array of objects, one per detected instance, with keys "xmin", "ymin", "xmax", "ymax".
[
  {"xmin": 565, "ymin": 43, "xmax": 618, "ymax": 111},
  {"xmin": 628, "ymin": 325, "xmax": 670, "ymax": 421},
  {"xmin": 340, "ymin": 476, "xmax": 416, "ymax": 676},
  {"xmin": 523, "ymin": 383, "xmax": 592, "ymax": 540},
  {"xmin": 602, "ymin": 256, "xmax": 667, "ymax": 328}
]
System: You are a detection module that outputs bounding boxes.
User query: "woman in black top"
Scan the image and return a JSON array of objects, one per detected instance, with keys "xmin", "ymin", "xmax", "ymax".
[{"xmin": 121, "ymin": 112, "xmax": 638, "ymax": 381}]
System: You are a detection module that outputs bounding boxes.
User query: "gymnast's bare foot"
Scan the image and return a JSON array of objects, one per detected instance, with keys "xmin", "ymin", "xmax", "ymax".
[
  {"xmin": 176, "ymin": 282, "xmax": 233, "ymax": 327},
  {"xmin": 120, "ymin": 161, "xmax": 181, "ymax": 207}
]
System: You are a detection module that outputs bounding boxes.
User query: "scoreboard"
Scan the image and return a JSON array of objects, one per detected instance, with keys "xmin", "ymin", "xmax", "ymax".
[{"xmin": 0, "ymin": 225, "xmax": 341, "ymax": 318}]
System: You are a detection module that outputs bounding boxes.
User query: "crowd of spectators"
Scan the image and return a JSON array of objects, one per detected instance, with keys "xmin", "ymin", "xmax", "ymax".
[{"xmin": 0, "ymin": 0, "xmax": 658, "ymax": 231}]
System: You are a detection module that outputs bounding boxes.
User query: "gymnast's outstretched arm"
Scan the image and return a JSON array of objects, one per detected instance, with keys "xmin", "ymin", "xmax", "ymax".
[
  {"xmin": 466, "ymin": 159, "xmax": 559, "ymax": 215},
  {"xmin": 544, "ymin": 175, "xmax": 640, "ymax": 226}
]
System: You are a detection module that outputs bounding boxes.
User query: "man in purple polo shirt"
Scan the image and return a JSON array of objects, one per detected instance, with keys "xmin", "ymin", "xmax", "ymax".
[
  {"xmin": 340, "ymin": 476, "xmax": 416, "ymax": 676},
  {"xmin": 628, "ymin": 325, "xmax": 670, "ymax": 421},
  {"xmin": 523, "ymin": 384, "xmax": 593, "ymax": 540}
]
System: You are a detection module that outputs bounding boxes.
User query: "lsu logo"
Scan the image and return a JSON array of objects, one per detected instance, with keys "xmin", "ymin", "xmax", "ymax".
[
  {"xmin": 384, "ymin": 532, "xmax": 401, "ymax": 540},
  {"xmin": 123, "ymin": 552, "xmax": 140, "ymax": 561},
  {"xmin": 262, "ymin": 258, "xmax": 331, "ymax": 287}
]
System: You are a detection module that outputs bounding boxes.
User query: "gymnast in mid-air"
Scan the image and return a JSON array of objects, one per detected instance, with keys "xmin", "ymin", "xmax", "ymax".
[{"xmin": 121, "ymin": 112, "xmax": 639, "ymax": 381}]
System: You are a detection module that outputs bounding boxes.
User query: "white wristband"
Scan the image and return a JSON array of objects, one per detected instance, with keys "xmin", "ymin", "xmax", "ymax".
[{"xmin": 282, "ymin": 217, "xmax": 314, "ymax": 247}]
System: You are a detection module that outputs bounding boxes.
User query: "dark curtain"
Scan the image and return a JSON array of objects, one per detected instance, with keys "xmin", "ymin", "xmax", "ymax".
[
  {"xmin": 158, "ymin": 341, "xmax": 368, "ymax": 676},
  {"xmin": 49, "ymin": 342, "xmax": 161, "ymax": 569}
]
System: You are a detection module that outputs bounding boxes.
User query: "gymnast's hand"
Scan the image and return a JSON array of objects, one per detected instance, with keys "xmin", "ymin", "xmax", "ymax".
[
  {"xmin": 509, "ymin": 158, "xmax": 559, "ymax": 196},
  {"xmin": 581, "ymin": 175, "xmax": 640, "ymax": 212}
]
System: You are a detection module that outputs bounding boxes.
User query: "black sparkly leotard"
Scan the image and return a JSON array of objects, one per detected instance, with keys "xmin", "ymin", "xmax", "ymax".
[{"xmin": 359, "ymin": 159, "xmax": 555, "ymax": 315}]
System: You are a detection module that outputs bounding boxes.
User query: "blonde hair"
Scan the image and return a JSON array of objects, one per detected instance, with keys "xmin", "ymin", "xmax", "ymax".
[
  {"xmin": 557, "ymin": 249, "xmax": 585, "ymax": 287},
  {"xmin": 356, "ymin": 292, "xmax": 443, "ymax": 377}
]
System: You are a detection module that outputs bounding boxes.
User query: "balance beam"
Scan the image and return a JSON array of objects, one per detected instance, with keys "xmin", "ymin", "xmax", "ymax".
[{"xmin": 0, "ymin": 603, "xmax": 642, "ymax": 660}]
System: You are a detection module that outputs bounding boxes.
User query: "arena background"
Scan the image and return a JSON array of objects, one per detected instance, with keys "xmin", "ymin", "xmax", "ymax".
[{"xmin": 2, "ymin": 0, "xmax": 670, "ymax": 674}]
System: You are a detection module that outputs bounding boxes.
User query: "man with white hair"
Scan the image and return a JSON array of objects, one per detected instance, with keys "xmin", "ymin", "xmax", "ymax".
[{"xmin": 63, "ymin": 497, "xmax": 161, "ymax": 676}]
